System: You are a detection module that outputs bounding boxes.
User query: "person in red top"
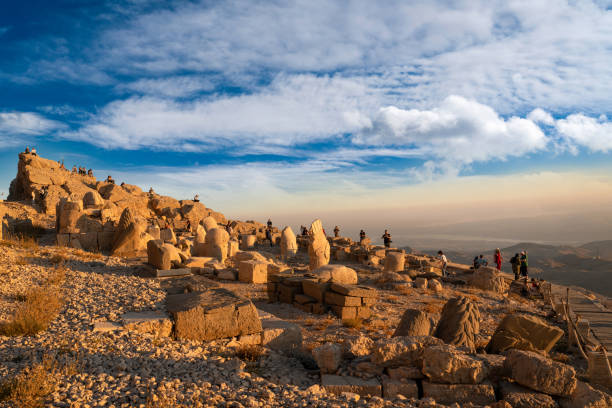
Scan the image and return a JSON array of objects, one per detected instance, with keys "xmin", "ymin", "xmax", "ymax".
[{"xmin": 494, "ymin": 248, "xmax": 503, "ymax": 271}]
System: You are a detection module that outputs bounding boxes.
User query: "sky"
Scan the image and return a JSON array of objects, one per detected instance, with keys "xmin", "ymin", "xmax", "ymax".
[{"xmin": 1, "ymin": 0, "xmax": 612, "ymax": 247}]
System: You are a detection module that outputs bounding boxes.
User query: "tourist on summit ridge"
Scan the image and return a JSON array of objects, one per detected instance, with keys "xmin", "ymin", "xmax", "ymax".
[
  {"xmin": 494, "ymin": 248, "xmax": 502, "ymax": 271},
  {"xmin": 267, "ymin": 219, "xmax": 272, "ymax": 229},
  {"xmin": 438, "ymin": 250, "xmax": 448, "ymax": 276},
  {"xmin": 520, "ymin": 251, "xmax": 529, "ymax": 279},
  {"xmin": 265, "ymin": 225, "xmax": 273, "ymax": 247},
  {"xmin": 477, "ymin": 254, "xmax": 488, "ymax": 268},
  {"xmin": 510, "ymin": 253, "xmax": 521, "ymax": 280},
  {"xmin": 359, "ymin": 229, "xmax": 366, "ymax": 244},
  {"xmin": 382, "ymin": 230, "xmax": 392, "ymax": 248},
  {"xmin": 334, "ymin": 226, "xmax": 340, "ymax": 237}
]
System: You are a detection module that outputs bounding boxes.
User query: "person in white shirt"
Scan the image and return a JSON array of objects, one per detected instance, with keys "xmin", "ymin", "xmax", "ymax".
[{"xmin": 438, "ymin": 250, "xmax": 448, "ymax": 277}]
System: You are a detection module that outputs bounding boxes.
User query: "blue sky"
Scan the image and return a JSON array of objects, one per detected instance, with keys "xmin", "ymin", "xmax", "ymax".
[{"xmin": 1, "ymin": 0, "xmax": 612, "ymax": 236}]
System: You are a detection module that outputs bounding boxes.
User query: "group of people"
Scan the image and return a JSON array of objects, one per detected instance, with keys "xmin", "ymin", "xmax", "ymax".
[
  {"xmin": 470, "ymin": 249, "xmax": 529, "ymax": 280},
  {"xmin": 72, "ymin": 166, "xmax": 93, "ymax": 176},
  {"xmin": 23, "ymin": 146, "xmax": 37, "ymax": 156},
  {"xmin": 510, "ymin": 251, "xmax": 529, "ymax": 280}
]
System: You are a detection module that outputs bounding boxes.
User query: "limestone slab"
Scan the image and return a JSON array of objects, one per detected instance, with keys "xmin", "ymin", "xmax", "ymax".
[
  {"xmin": 321, "ymin": 375, "xmax": 382, "ymax": 397},
  {"xmin": 155, "ymin": 268, "xmax": 192, "ymax": 278}
]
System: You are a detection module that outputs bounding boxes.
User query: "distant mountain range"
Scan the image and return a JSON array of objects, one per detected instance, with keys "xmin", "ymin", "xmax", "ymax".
[{"xmin": 420, "ymin": 240, "xmax": 612, "ymax": 297}]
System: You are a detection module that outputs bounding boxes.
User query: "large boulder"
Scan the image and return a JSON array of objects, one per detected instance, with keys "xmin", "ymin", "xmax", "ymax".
[
  {"xmin": 147, "ymin": 239, "xmax": 181, "ymax": 270},
  {"xmin": 83, "ymin": 190, "xmax": 104, "ymax": 209},
  {"xmin": 312, "ymin": 343, "xmax": 343, "ymax": 374},
  {"xmin": 194, "ymin": 224, "xmax": 206, "ymax": 244},
  {"xmin": 308, "ymin": 219, "xmax": 330, "ymax": 271},
  {"xmin": 504, "ymin": 349, "xmax": 577, "ymax": 397},
  {"xmin": 422, "ymin": 382, "xmax": 496, "ymax": 406},
  {"xmin": 204, "ymin": 228, "xmax": 230, "ymax": 262},
  {"xmin": 312, "ymin": 265, "xmax": 358, "ymax": 285},
  {"xmin": 280, "ymin": 226, "xmax": 298, "ymax": 259},
  {"xmin": 180, "ymin": 201, "xmax": 208, "ymax": 226},
  {"xmin": 201, "ymin": 216, "xmax": 218, "ymax": 232},
  {"xmin": 393, "ymin": 309, "xmax": 432, "ymax": 337},
  {"xmin": 487, "ymin": 313, "xmax": 564, "ymax": 354},
  {"xmin": 559, "ymin": 381, "xmax": 612, "ymax": 408},
  {"xmin": 470, "ymin": 266, "xmax": 507, "ymax": 293},
  {"xmin": 148, "ymin": 195, "xmax": 181, "ymax": 216},
  {"xmin": 99, "ymin": 183, "xmax": 131, "ymax": 203},
  {"xmin": 110, "ymin": 208, "xmax": 149, "ymax": 256},
  {"xmin": 166, "ymin": 287, "xmax": 262, "ymax": 341},
  {"xmin": 421, "ymin": 344, "xmax": 487, "ymax": 384},
  {"xmin": 499, "ymin": 381, "xmax": 559, "ymax": 408},
  {"xmin": 344, "ymin": 335, "xmax": 374, "ymax": 358},
  {"xmin": 384, "ymin": 252, "xmax": 405, "ymax": 272},
  {"xmin": 56, "ymin": 199, "xmax": 83, "ymax": 234},
  {"xmin": 371, "ymin": 336, "xmax": 443, "ymax": 367},
  {"xmin": 434, "ymin": 296, "xmax": 480, "ymax": 350}
]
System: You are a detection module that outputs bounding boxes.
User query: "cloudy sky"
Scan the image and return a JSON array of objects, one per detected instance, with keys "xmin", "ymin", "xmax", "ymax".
[{"xmin": 1, "ymin": 0, "xmax": 612, "ymax": 246}]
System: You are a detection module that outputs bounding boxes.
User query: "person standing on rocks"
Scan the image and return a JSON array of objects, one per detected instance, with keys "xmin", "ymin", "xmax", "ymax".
[
  {"xmin": 520, "ymin": 251, "xmax": 529, "ymax": 280},
  {"xmin": 438, "ymin": 250, "xmax": 448, "ymax": 276},
  {"xmin": 494, "ymin": 248, "xmax": 502, "ymax": 271},
  {"xmin": 333, "ymin": 225, "xmax": 340, "ymax": 237},
  {"xmin": 382, "ymin": 230, "xmax": 392, "ymax": 248},
  {"xmin": 477, "ymin": 254, "xmax": 488, "ymax": 268},
  {"xmin": 193, "ymin": 194, "xmax": 200, "ymax": 202},
  {"xmin": 265, "ymin": 221, "xmax": 274, "ymax": 247},
  {"xmin": 301, "ymin": 225, "xmax": 308, "ymax": 236},
  {"xmin": 359, "ymin": 229, "xmax": 366, "ymax": 243},
  {"xmin": 510, "ymin": 253, "xmax": 521, "ymax": 280}
]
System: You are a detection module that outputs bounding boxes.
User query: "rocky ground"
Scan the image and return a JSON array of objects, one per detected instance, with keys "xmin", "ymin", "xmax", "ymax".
[
  {"xmin": 0, "ymin": 240, "xmax": 419, "ymax": 408},
  {"xmin": 1, "ymin": 235, "xmax": 603, "ymax": 408}
]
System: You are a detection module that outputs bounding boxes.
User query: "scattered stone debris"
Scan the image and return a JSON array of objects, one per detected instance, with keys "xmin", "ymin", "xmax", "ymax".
[{"xmin": 0, "ymin": 151, "xmax": 610, "ymax": 407}]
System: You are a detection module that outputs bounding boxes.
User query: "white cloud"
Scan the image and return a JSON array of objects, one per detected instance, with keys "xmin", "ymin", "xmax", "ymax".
[
  {"xmin": 0, "ymin": 111, "xmax": 63, "ymax": 148},
  {"xmin": 0, "ymin": 111, "xmax": 62, "ymax": 136},
  {"xmin": 78, "ymin": 0, "xmax": 612, "ymax": 114},
  {"xmin": 59, "ymin": 74, "xmax": 378, "ymax": 150},
  {"xmin": 118, "ymin": 76, "xmax": 215, "ymax": 98},
  {"xmin": 556, "ymin": 114, "xmax": 612, "ymax": 153},
  {"xmin": 354, "ymin": 95, "xmax": 548, "ymax": 173},
  {"xmin": 528, "ymin": 108, "xmax": 555, "ymax": 126}
]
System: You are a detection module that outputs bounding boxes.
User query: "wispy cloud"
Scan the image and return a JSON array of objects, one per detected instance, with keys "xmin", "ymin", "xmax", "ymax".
[
  {"xmin": 24, "ymin": 0, "xmax": 612, "ymax": 114},
  {"xmin": 117, "ymin": 75, "xmax": 215, "ymax": 98},
  {"xmin": 59, "ymin": 74, "xmax": 378, "ymax": 150},
  {"xmin": 0, "ymin": 111, "xmax": 63, "ymax": 148}
]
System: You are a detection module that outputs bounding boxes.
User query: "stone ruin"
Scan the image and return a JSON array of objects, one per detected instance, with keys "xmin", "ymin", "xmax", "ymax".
[{"xmin": 5, "ymin": 151, "xmax": 611, "ymax": 407}]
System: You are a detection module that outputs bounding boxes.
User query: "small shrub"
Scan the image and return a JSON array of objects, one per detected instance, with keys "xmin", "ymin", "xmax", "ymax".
[
  {"xmin": 0, "ymin": 270, "xmax": 64, "ymax": 336},
  {"xmin": 49, "ymin": 253, "xmax": 67, "ymax": 265},
  {"xmin": 342, "ymin": 318, "xmax": 363, "ymax": 329},
  {"xmin": 234, "ymin": 344, "xmax": 265, "ymax": 362},
  {"xmin": 46, "ymin": 265, "xmax": 66, "ymax": 287},
  {"xmin": 12, "ymin": 235, "xmax": 39, "ymax": 251},
  {"xmin": 0, "ymin": 357, "xmax": 58, "ymax": 408}
]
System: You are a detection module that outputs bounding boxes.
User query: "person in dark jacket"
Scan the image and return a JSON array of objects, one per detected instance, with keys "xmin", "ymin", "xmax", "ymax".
[
  {"xmin": 520, "ymin": 251, "xmax": 528, "ymax": 279},
  {"xmin": 382, "ymin": 230, "xmax": 392, "ymax": 248},
  {"xmin": 510, "ymin": 253, "xmax": 521, "ymax": 280}
]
